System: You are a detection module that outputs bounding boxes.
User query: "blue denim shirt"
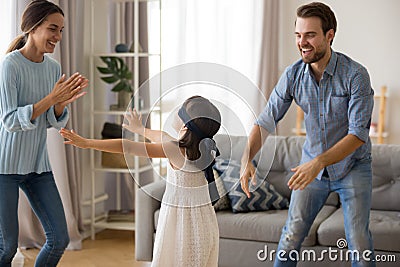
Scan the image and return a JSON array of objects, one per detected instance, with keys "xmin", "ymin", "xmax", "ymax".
[{"xmin": 256, "ymin": 50, "xmax": 374, "ymax": 181}]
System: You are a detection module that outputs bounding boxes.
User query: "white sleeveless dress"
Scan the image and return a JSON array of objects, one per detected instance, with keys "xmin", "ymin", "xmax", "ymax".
[{"xmin": 151, "ymin": 164, "xmax": 219, "ymax": 267}]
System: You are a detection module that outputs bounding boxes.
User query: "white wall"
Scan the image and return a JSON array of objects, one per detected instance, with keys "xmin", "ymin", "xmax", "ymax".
[{"xmin": 277, "ymin": 0, "xmax": 400, "ymax": 144}]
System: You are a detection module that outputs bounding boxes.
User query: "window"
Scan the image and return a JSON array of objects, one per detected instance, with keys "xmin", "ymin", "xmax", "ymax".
[
  {"xmin": 147, "ymin": 0, "xmax": 264, "ymax": 134},
  {"xmin": 0, "ymin": 0, "xmax": 12, "ymax": 55}
]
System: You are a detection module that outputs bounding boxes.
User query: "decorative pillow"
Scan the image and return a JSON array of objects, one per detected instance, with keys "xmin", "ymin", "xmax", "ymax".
[
  {"xmin": 213, "ymin": 158, "xmax": 289, "ymax": 213},
  {"xmin": 212, "ymin": 170, "xmax": 231, "ymax": 211}
]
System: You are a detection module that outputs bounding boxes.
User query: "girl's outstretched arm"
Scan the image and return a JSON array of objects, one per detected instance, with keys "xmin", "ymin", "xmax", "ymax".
[
  {"xmin": 123, "ymin": 109, "xmax": 174, "ymax": 143},
  {"xmin": 59, "ymin": 128, "xmax": 123, "ymax": 153},
  {"xmin": 60, "ymin": 128, "xmax": 169, "ymax": 158}
]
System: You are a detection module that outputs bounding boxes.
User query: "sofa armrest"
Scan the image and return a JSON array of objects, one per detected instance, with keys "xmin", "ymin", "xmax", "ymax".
[{"xmin": 135, "ymin": 179, "xmax": 166, "ymax": 261}]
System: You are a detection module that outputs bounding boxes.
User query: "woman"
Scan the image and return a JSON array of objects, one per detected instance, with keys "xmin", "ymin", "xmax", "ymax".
[{"xmin": 0, "ymin": 1, "xmax": 88, "ymax": 266}]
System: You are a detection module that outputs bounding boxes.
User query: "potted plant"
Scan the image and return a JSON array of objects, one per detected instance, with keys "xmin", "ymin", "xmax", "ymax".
[{"xmin": 97, "ymin": 56, "xmax": 133, "ymax": 110}]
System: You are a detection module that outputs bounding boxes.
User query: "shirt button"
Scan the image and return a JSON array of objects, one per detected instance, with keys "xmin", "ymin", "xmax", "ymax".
[{"xmin": 322, "ymin": 128, "xmax": 325, "ymax": 131}]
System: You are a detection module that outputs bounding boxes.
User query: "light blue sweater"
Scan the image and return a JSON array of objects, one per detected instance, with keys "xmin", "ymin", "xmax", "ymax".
[{"xmin": 0, "ymin": 50, "xmax": 69, "ymax": 174}]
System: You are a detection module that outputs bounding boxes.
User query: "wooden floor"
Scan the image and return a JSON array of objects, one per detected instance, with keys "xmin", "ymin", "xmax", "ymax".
[{"xmin": 21, "ymin": 230, "xmax": 151, "ymax": 267}]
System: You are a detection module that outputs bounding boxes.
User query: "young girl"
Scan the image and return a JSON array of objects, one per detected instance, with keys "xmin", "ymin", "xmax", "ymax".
[
  {"xmin": 60, "ymin": 96, "xmax": 221, "ymax": 267},
  {"xmin": 0, "ymin": 1, "xmax": 87, "ymax": 265}
]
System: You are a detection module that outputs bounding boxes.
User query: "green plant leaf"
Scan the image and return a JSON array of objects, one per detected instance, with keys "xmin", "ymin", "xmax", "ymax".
[
  {"xmin": 112, "ymin": 81, "xmax": 126, "ymax": 92},
  {"xmin": 99, "ymin": 56, "xmax": 109, "ymax": 62},
  {"xmin": 114, "ymin": 58, "xmax": 123, "ymax": 76},
  {"xmin": 115, "ymin": 57, "xmax": 125, "ymax": 67},
  {"xmin": 101, "ymin": 75, "xmax": 119, "ymax": 84},
  {"xmin": 97, "ymin": 56, "xmax": 133, "ymax": 89},
  {"xmin": 121, "ymin": 62, "xmax": 128, "ymax": 72},
  {"xmin": 96, "ymin": 67, "xmax": 114, "ymax": 74},
  {"xmin": 100, "ymin": 57, "xmax": 112, "ymax": 66},
  {"xmin": 122, "ymin": 71, "xmax": 132, "ymax": 80},
  {"xmin": 109, "ymin": 58, "xmax": 117, "ymax": 72},
  {"xmin": 122, "ymin": 82, "xmax": 132, "ymax": 92}
]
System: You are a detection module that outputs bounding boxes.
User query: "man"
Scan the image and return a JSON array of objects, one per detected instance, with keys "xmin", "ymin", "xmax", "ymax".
[{"xmin": 240, "ymin": 2, "xmax": 375, "ymax": 267}]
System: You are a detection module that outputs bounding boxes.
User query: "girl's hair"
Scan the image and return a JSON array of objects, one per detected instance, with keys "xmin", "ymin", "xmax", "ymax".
[
  {"xmin": 6, "ymin": 0, "xmax": 64, "ymax": 53},
  {"xmin": 178, "ymin": 96, "xmax": 221, "ymax": 161}
]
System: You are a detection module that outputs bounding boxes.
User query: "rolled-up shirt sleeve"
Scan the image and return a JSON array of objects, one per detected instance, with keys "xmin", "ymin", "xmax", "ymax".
[
  {"xmin": 256, "ymin": 68, "xmax": 293, "ymax": 134},
  {"xmin": 347, "ymin": 67, "xmax": 374, "ymax": 143},
  {"xmin": 16, "ymin": 104, "xmax": 38, "ymax": 130},
  {"xmin": 47, "ymin": 106, "xmax": 69, "ymax": 130},
  {"xmin": 1, "ymin": 104, "xmax": 39, "ymax": 131}
]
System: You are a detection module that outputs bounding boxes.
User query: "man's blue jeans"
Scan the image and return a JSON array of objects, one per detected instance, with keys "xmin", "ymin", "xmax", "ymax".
[
  {"xmin": 0, "ymin": 172, "xmax": 69, "ymax": 267},
  {"xmin": 274, "ymin": 157, "xmax": 375, "ymax": 267}
]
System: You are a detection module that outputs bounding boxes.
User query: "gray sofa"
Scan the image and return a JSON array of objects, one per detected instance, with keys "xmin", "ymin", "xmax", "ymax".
[{"xmin": 136, "ymin": 135, "xmax": 400, "ymax": 266}]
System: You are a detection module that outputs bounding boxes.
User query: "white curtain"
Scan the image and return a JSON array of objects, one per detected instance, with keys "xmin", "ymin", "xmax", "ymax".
[
  {"xmin": 257, "ymin": 0, "xmax": 280, "ymax": 113},
  {"xmin": 158, "ymin": 0, "xmax": 278, "ymax": 135},
  {"xmin": 0, "ymin": 1, "xmax": 12, "ymax": 54},
  {"xmin": 11, "ymin": 0, "xmax": 84, "ymax": 250}
]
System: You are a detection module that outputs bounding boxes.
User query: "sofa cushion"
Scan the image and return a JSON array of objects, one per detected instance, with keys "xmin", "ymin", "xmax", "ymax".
[
  {"xmin": 154, "ymin": 209, "xmax": 160, "ymax": 230},
  {"xmin": 216, "ymin": 205, "xmax": 337, "ymax": 246},
  {"xmin": 214, "ymin": 135, "xmax": 303, "ymax": 201},
  {"xmin": 213, "ymin": 159, "xmax": 289, "ymax": 213},
  {"xmin": 371, "ymin": 144, "xmax": 400, "ymax": 211},
  {"xmin": 317, "ymin": 208, "xmax": 400, "ymax": 252},
  {"xmin": 228, "ymin": 178, "xmax": 289, "ymax": 213},
  {"xmin": 213, "ymin": 169, "xmax": 231, "ymax": 211},
  {"xmin": 253, "ymin": 136, "xmax": 303, "ymax": 196},
  {"xmin": 214, "ymin": 135, "xmax": 340, "ymax": 207},
  {"xmin": 214, "ymin": 134, "xmax": 250, "ymax": 163}
]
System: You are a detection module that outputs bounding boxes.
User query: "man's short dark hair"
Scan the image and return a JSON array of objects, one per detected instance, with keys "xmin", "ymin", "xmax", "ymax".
[{"xmin": 297, "ymin": 2, "xmax": 337, "ymax": 44}]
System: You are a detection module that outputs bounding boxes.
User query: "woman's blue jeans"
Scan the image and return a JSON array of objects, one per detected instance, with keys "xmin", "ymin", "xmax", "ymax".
[
  {"xmin": 0, "ymin": 172, "xmax": 69, "ymax": 267},
  {"xmin": 274, "ymin": 157, "xmax": 375, "ymax": 267}
]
